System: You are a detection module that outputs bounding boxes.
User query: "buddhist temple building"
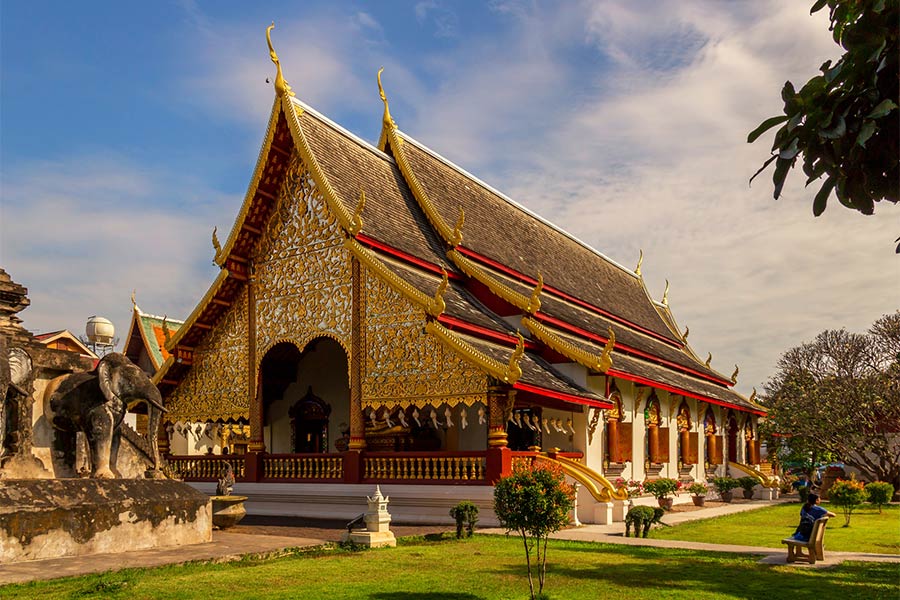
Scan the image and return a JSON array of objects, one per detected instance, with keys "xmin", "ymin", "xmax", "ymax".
[{"xmin": 152, "ymin": 27, "xmax": 769, "ymax": 524}]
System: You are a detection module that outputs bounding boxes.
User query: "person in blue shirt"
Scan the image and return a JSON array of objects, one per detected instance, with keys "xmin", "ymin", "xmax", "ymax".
[{"xmin": 791, "ymin": 493, "xmax": 835, "ymax": 541}]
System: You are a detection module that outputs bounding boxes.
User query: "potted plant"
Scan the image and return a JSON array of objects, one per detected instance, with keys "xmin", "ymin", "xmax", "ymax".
[
  {"xmin": 711, "ymin": 476, "xmax": 740, "ymax": 503},
  {"xmin": 687, "ymin": 482, "xmax": 709, "ymax": 507},
  {"xmin": 643, "ymin": 477, "xmax": 681, "ymax": 510},
  {"xmin": 737, "ymin": 476, "xmax": 759, "ymax": 499}
]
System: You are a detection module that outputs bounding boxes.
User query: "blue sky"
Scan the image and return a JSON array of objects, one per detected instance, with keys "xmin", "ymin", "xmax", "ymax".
[{"xmin": 1, "ymin": 1, "xmax": 897, "ymax": 395}]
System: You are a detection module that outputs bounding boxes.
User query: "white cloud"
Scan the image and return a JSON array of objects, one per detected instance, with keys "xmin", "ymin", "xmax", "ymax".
[{"xmin": 1, "ymin": 155, "xmax": 232, "ymax": 341}]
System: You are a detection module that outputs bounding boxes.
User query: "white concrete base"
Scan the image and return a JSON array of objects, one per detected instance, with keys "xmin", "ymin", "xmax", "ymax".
[
  {"xmin": 341, "ymin": 530, "xmax": 396, "ymax": 548},
  {"xmin": 593, "ymin": 502, "xmax": 614, "ymax": 524},
  {"xmin": 755, "ymin": 487, "xmax": 777, "ymax": 500},
  {"xmin": 189, "ymin": 482, "xmax": 501, "ymax": 526}
]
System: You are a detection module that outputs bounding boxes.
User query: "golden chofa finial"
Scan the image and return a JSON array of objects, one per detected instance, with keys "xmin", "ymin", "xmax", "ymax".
[
  {"xmin": 705, "ymin": 352, "xmax": 712, "ymax": 368},
  {"xmin": 599, "ymin": 326, "xmax": 616, "ymax": 373},
  {"xmin": 662, "ymin": 279, "xmax": 670, "ymax": 306},
  {"xmin": 350, "ymin": 189, "xmax": 366, "ymax": 235},
  {"xmin": 504, "ymin": 332, "xmax": 526, "ymax": 383},
  {"xmin": 427, "ymin": 269, "xmax": 449, "ymax": 317},
  {"xmin": 131, "ymin": 289, "xmax": 137, "ymax": 309},
  {"xmin": 682, "ymin": 326, "xmax": 689, "ymax": 340},
  {"xmin": 749, "ymin": 387, "xmax": 758, "ymax": 403},
  {"xmin": 731, "ymin": 364, "xmax": 740, "ymax": 384},
  {"xmin": 377, "ymin": 67, "xmax": 396, "ymax": 131},
  {"xmin": 635, "ymin": 249, "xmax": 643, "ymax": 277},
  {"xmin": 526, "ymin": 271, "xmax": 543, "ymax": 314},
  {"xmin": 450, "ymin": 207, "xmax": 464, "ymax": 246},
  {"xmin": 212, "ymin": 226, "xmax": 222, "ymax": 255},
  {"xmin": 266, "ymin": 22, "xmax": 295, "ymax": 98}
]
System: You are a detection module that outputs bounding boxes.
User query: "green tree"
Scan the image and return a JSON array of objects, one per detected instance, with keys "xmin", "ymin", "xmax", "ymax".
[
  {"xmin": 828, "ymin": 478, "xmax": 868, "ymax": 526},
  {"xmin": 760, "ymin": 313, "xmax": 900, "ymax": 488},
  {"xmin": 493, "ymin": 461, "xmax": 575, "ymax": 600},
  {"xmin": 748, "ymin": 0, "xmax": 898, "ymax": 249},
  {"xmin": 864, "ymin": 481, "xmax": 894, "ymax": 512}
]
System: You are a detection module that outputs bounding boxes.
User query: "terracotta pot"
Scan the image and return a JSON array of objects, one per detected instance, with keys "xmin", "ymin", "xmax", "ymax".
[
  {"xmin": 743, "ymin": 489, "xmax": 755, "ymax": 499},
  {"xmin": 658, "ymin": 497, "xmax": 674, "ymax": 510},
  {"xmin": 211, "ymin": 495, "xmax": 248, "ymax": 529},
  {"xmin": 692, "ymin": 495, "xmax": 706, "ymax": 507},
  {"xmin": 720, "ymin": 490, "xmax": 733, "ymax": 503}
]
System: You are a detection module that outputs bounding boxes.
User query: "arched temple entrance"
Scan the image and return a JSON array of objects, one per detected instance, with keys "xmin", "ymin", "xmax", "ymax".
[{"xmin": 260, "ymin": 338, "xmax": 349, "ymax": 454}]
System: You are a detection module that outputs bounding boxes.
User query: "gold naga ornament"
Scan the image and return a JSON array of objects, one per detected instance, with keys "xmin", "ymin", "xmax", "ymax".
[{"xmin": 266, "ymin": 23, "xmax": 295, "ymax": 98}]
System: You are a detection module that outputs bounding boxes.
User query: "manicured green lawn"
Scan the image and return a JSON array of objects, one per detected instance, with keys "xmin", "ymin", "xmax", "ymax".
[
  {"xmin": 3, "ymin": 535, "xmax": 895, "ymax": 600},
  {"xmin": 649, "ymin": 502, "xmax": 900, "ymax": 555}
]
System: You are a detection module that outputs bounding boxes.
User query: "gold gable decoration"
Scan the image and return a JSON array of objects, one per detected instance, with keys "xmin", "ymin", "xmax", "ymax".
[
  {"xmin": 253, "ymin": 154, "xmax": 352, "ymax": 354},
  {"xmin": 362, "ymin": 270, "xmax": 488, "ymax": 409},
  {"xmin": 165, "ymin": 288, "xmax": 250, "ymax": 423}
]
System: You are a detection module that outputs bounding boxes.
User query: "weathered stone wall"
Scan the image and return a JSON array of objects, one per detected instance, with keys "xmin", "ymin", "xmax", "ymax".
[{"xmin": 0, "ymin": 479, "xmax": 211, "ymax": 563}]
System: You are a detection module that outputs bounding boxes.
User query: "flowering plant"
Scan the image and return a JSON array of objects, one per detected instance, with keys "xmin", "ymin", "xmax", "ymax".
[
  {"xmin": 614, "ymin": 477, "xmax": 645, "ymax": 498},
  {"xmin": 643, "ymin": 477, "xmax": 682, "ymax": 500},
  {"xmin": 687, "ymin": 482, "xmax": 709, "ymax": 497}
]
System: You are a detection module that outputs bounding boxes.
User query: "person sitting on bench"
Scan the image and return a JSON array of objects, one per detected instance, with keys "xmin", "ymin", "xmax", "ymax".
[{"xmin": 790, "ymin": 493, "xmax": 835, "ymax": 542}]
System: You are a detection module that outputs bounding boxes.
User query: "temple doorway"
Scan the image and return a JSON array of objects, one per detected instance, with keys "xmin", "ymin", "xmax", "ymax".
[
  {"xmin": 260, "ymin": 338, "xmax": 349, "ymax": 453},
  {"xmin": 726, "ymin": 411, "xmax": 738, "ymax": 463}
]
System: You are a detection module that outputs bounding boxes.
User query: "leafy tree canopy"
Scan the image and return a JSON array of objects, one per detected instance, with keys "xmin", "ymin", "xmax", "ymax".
[
  {"xmin": 748, "ymin": 0, "xmax": 898, "ymax": 249},
  {"xmin": 760, "ymin": 312, "xmax": 900, "ymax": 487}
]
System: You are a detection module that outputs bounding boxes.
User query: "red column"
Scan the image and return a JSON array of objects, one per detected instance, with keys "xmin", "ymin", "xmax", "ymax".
[{"xmin": 606, "ymin": 419, "xmax": 620, "ymax": 463}]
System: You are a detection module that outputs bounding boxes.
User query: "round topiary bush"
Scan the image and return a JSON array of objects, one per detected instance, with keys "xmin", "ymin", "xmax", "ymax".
[{"xmin": 864, "ymin": 481, "xmax": 894, "ymax": 513}]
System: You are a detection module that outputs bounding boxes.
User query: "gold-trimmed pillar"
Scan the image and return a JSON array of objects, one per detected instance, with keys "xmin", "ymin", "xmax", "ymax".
[
  {"xmin": 487, "ymin": 385, "xmax": 512, "ymax": 448},
  {"xmin": 247, "ymin": 261, "xmax": 265, "ymax": 454},
  {"xmin": 348, "ymin": 256, "xmax": 366, "ymax": 451}
]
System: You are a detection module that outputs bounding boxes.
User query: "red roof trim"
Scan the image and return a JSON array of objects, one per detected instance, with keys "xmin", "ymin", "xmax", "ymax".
[
  {"xmin": 534, "ymin": 312, "xmax": 732, "ymax": 386},
  {"xmin": 513, "ymin": 382, "xmax": 613, "ymax": 409},
  {"xmin": 454, "ymin": 246, "xmax": 682, "ymax": 349},
  {"xmin": 606, "ymin": 369, "xmax": 765, "ymax": 416},
  {"xmin": 357, "ymin": 233, "xmax": 464, "ymax": 280},
  {"xmin": 436, "ymin": 314, "xmax": 540, "ymax": 350}
]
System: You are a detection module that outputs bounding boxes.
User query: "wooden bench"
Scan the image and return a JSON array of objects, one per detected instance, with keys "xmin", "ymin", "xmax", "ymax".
[{"xmin": 782, "ymin": 517, "xmax": 829, "ymax": 564}]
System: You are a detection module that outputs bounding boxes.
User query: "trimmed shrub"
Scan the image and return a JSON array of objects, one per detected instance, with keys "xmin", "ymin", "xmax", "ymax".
[
  {"xmin": 865, "ymin": 481, "xmax": 894, "ymax": 513},
  {"xmin": 737, "ymin": 476, "xmax": 759, "ymax": 493},
  {"xmin": 829, "ymin": 478, "xmax": 868, "ymax": 527},
  {"xmin": 449, "ymin": 500, "xmax": 479, "ymax": 539},
  {"xmin": 711, "ymin": 476, "xmax": 740, "ymax": 494}
]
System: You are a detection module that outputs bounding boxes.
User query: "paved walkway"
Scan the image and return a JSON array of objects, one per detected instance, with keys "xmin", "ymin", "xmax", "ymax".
[{"xmin": 2, "ymin": 499, "xmax": 896, "ymax": 585}]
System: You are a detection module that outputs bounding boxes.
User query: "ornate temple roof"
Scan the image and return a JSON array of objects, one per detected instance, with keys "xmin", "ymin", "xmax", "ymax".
[
  {"xmin": 123, "ymin": 301, "xmax": 183, "ymax": 373},
  {"xmin": 155, "ymin": 38, "xmax": 763, "ymax": 416}
]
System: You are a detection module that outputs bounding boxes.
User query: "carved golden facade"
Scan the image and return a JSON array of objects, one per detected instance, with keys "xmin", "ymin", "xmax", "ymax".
[
  {"xmin": 253, "ymin": 154, "xmax": 352, "ymax": 357},
  {"xmin": 362, "ymin": 271, "xmax": 488, "ymax": 409},
  {"xmin": 166, "ymin": 288, "xmax": 250, "ymax": 422}
]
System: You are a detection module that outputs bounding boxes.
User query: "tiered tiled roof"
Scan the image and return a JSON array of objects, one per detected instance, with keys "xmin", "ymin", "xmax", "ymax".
[
  {"xmin": 155, "ymin": 45, "xmax": 763, "ymax": 416},
  {"xmin": 123, "ymin": 303, "xmax": 183, "ymax": 373}
]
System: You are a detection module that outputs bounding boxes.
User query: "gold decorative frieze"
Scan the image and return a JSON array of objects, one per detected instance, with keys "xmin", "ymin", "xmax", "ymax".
[
  {"xmin": 346, "ymin": 237, "xmax": 446, "ymax": 317},
  {"xmin": 425, "ymin": 321, "xmax": 523, "ymax": 385},
  {"xmin": 362, "ymin": 272, "xmax": 487, "ymax": 408},
  {"xmin": 165, "ymin": 288, "xmax": 250, "ymax": 423},
  {"xmin": 283, "ymin": 96, "xmax": 359, "ymax": 235},
  {"xmin": 448, "ymin": 249, "xmax": 541, "ymax": 314},
  {"xmin": 523, "ymin": 317, "xmax": 614, "ymax": 373},
  {"xmin": 253, "ymin": 154, "xmax": 352, "ymax": 354}
]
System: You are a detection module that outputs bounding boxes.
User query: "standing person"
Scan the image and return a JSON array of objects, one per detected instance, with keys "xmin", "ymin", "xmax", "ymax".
[{"xmin": 790, "ymin": 493, "xmax": 835, "ymax": 542}]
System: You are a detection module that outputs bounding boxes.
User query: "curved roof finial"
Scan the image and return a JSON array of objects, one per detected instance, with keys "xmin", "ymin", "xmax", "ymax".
[
  {"xmin": 749, "ymin": 387, "xmax": 758, "ymax": 403},
  {"xmin": 351, "ymin": 189, "xmax": 366, "ymax": 235},
  {"xmin": 599, "ymin": 326, "xmax": 616, "ymax": 373},
  {"xmin": 635, "ymin": 249, "xmax": 643, "ymax": 277},
  {"xmin": 266, "ymin": 22, "xmax": 295, "ymax": 98},
  {"xmin": 705, "ymin": 352, "xmax": 712, "ymax": 368},
  {"xmin": 731, "ymin": 364, "xmax": 740, "ymax": 384},
  {"xmin": 662, "ymin": 279, "xmax": 670, "ymax": 306},
  {"xmin": 682, "ymin": 325, "xmax": 689, "ymax": 340},
  {"xmin": 377, "ymin": 67, "xmax": 396, "ymax": 131},
  {"xmin": 131, "ymin": 289, "xmax": 138, "ymax": 310}
]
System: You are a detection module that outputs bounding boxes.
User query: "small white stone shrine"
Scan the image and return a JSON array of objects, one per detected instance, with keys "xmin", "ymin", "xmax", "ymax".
[{"xmin": 341, "ymin": 485, "xmax": 396, "ymax": 548}]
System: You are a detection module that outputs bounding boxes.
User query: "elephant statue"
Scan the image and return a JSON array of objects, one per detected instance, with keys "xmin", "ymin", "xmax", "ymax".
[
  {"xmin": 0, "ymin": 336, "xmax": 33, "ymax": 458},
  {"xmin": 43, "ymin": 352, "xmax": 166, "ymax": 479}
]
